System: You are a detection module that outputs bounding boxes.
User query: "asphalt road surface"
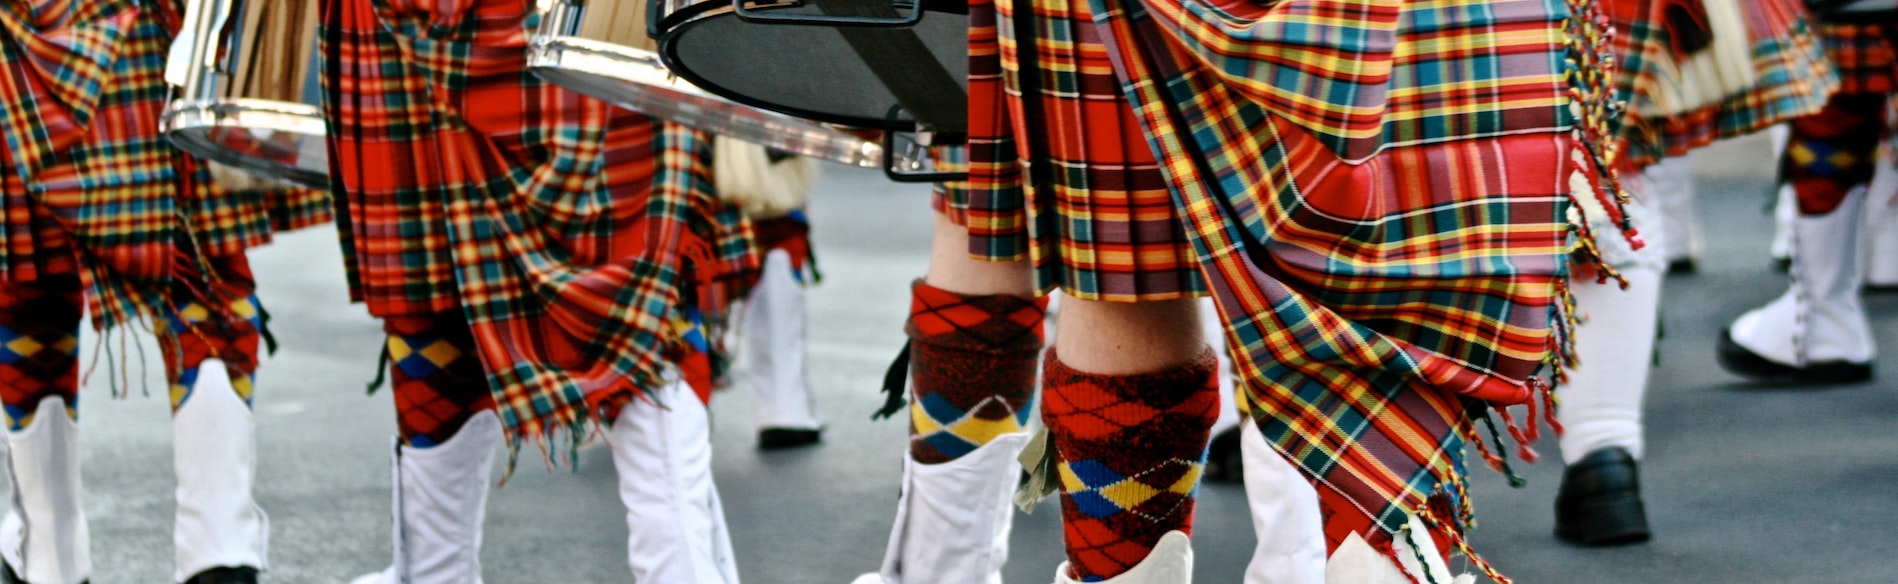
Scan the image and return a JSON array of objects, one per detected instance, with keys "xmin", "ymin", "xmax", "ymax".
[{"xmin": 44, "ymin": 133, "xmax": 1898, "ymax": 583}]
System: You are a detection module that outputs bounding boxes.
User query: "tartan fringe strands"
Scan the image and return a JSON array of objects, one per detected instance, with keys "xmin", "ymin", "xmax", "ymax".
[
  {"xmin": 967, "ymin": 0, "xmax": 1642, "ymax": 580},
  {"xmin": 320, "ymin": 0, "xmax": 761, "ymax": 469},
  {"xmin": 0, "ymin": 0, "xmax": 326, "ymax": 394}
]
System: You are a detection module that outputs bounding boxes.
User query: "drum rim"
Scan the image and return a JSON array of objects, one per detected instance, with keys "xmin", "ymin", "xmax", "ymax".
[
  {"xmin": 526, "ymin": 35, "xmax": 885, "ymax": 168},
  {"xmin": 161, "ymin": 98, "xmax": 329, "ymax": 189},
  {"xmin": 654, "ymin": 0, "xmax": 934, "ymax": 133}
]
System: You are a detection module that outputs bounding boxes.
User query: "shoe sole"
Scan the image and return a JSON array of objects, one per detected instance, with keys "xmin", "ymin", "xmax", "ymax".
[
  {"xmin": 1715, "ymin": 329, "xmax": 1872, "ymax": 385},
  {"xmin": 758, "ymin": 428, "xmax": 822, "ymax": 450},
  {"xmin": 1555, "ymin": 492, "xmax": 1652, "ymax": 547}
]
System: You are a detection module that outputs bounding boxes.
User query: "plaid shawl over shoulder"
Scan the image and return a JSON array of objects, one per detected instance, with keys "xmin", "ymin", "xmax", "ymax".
[
  {"xmin": 322, "ymin": 0, "xmax": 758, "ymax": 450},
  {"xmin": 1044, "ymin": 0, "xmax": 1620, "ymax": 577},
  {"xmin": 0, "ymin": 0, "xmax": 326, "ymax": 331}
]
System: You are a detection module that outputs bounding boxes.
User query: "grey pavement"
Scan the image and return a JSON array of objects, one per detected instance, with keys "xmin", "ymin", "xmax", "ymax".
[{"xmin": 46, "ymin": 133, "xmax": 1898, "ymax": 583}]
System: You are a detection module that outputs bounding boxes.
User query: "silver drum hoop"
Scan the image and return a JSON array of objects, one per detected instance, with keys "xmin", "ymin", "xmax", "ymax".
[
  {"xmin": 162, "ymin": 99, "xmax": 329, "ymax": 189},
  {"xmin": 527, "ymin": 1, "xmax": 885, "ymax": 168}
]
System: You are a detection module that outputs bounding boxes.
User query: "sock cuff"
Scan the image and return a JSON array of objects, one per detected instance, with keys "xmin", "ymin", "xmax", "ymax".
[{"xmin": 906, "ymin": 280, "xmax": 1048, "ymax": 354}]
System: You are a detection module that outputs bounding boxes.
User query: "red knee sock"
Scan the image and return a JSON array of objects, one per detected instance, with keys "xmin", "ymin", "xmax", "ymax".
[
  {"xmin": 0, "ymin": 276, "xmax": 82, "ymax": 430},
  {"xmin": 906, "ymin": 280, "xmax": 1048, "ymax": 463},
  {"xmin": 1042, "ymin": 347, "xmax": 1218, "ymax": 581},
  {"xmin": 383, "ymin": 312, "xmax": 493, "ymax": 447}
]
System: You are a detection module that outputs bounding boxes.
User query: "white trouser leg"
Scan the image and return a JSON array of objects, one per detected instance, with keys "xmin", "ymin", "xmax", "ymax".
[
  {"xmin": 0, "ymin": 398, "xmax": 88, "ymax": 584},
  {"xmin": 1861, "ymin": 156, "xmax": 1898, "ymax": 287},
  {"xmin": 173, "ymin": 360, "xmax": 269, "ymax": 581},
  {"xmin": 1239, "ymin": 423, "xmax": 1324, "ymax": 584},
  {"xmin": 854, "ymin": 431, "xmax": 1029, "ymax": 584},
  {"xmin": 349, "ymin": 410, "xmax": 501, "ymax": 584},
  {"xmin": 1770, "ymin": 125, "xmax": 1796, "ymax": 263},
  {"xmin": 612, "ymin": 380, "xmax": 739, "ymax": 584},
  {"xmin": 1730, "ymin": 187, "xmax": 1877, "ymax": 365},
  {"xmin": 743, "ymin": 250, "xmax": 823, "ymax": 432},
  {"xmin": 1557, "ymin": 266, "xmax": 1662, "ymax": 464},
  {"xmin": 1645, "ymin": 156, "xmax": 1704, "ymax": 265}
]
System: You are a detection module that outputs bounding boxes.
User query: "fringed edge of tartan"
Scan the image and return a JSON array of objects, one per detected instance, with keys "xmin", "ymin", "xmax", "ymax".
[
  {"xmin": 73, "ymin": 210, "xmax": 261, "ymax": 402},
  {"xmin": 1556, "ymin": 0, "xmax": 1641, "ymax": 376}
]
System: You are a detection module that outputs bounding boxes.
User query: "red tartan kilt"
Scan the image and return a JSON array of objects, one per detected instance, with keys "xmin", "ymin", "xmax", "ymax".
[{"xmin": 933, "ymin": 0, "xmax": 1205, "ymax": 303}]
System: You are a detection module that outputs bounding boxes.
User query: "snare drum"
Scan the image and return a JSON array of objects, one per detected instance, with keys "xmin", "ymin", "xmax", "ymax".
[
  {"xmin": 162, "ymin": 0, "xmax": 327, "ymax": 189},
  {"xmin": 528, "ymin": 0, "xmax": 884, "ymax": 169},
  {"xmin": 651, "ymin": 0, "xmax": 968, "ymax": 136}
]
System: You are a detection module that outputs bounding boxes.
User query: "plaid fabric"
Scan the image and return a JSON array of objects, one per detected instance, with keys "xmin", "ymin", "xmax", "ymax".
[
  {"xmin": 0, "ymin": 0, "xmax": 326, "ymax": 331},
  {"xmin": 932, "ymin": 4, "xmax": 1206, "ymax": 302},
  {"xmin": 1612, "ymin": 0, "xmax": 1836, "ymax": 169},
  {"xmin": 1818, "ymin": 18, "xmax": 1898, "ymax": 95},
  {"xmin": 321, "ymin": 0, "xmax": 759, "ymax": 450},
  {"xmin": 981, "ymin": 0, "xmax": 1602, "ymax": 579}
]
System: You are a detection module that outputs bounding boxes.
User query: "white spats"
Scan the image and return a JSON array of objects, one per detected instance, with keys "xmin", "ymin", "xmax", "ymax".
[
  {"xmin": 0, "ymin": 398, "xmax": 88, "ymax": 584},
  {"xmin": 859, "ymin": 431, "xmax": 1030, "ymax": 584},
  {"xmin": 351, "ymin": 410, "xmax": 502, "ymax": 584},
  {"xmin": 611, "ymin": 379, "xmax": 740, "ymax": 583},
  {"xmin": 173, "ymin": 359, "xmax": 270, "ymax": 582}
]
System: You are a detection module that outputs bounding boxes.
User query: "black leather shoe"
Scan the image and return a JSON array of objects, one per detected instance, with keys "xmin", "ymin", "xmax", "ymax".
[
  {"xmin": 758, "ymin": 427, "xmax": 822, "ymax": 450},
  {"xmin": 1555, "ymin": 447, "xmax": 1652, "ymax": 546},
  {"xmin": 1665, "ymin": 258, "xmax": 1698, "ymax": 275},
  {"xmin": 1716, "ymin": 328, "xmax": 1872, "ymax": 385},
  {"xmin": 1203, "ymin": 426, "xmax": 1244, "ymax": 482},
  {"xmin": 183, "ymin": 566, "xmax": 257, "ymax": 584}
]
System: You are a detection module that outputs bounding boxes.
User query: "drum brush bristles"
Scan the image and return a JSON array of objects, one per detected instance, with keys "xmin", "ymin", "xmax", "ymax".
[
  {"xmin": 713, "ymin": 136, "xmax": 820, "ymax": 220},
  {"xmin": 1646, "ymin": 0, "xmax": 1755, "ymax": 117},
  {"xmin": 580, "ymin": 0, "xmax": 660, "ymax": 52}
]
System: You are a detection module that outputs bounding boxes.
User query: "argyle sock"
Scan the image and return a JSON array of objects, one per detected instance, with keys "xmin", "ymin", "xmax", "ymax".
[
  {"xmin": 384, "ymin": 312, "xmax": 493, "ymax": 448},
  {"xmin": 1043, "ymin": 347, "xmax": 1218, "ymax": 581},
  {"xmin": 1783, "ymin": 93, "xmax": 1883, "ymax": 215},
  {"xmin": 906, "ymin": 280, "xmax": 1048, "ymax": 464},
  {"xmin": 161, "ymin": 254, "xmax": 266, "ymax": 412},
  {"xmin": 0, "ymin": 276, "xmax": 83, "ymax": 430}
]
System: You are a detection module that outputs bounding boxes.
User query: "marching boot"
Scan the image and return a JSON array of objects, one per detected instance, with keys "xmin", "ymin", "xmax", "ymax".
[
  {"xmin": 850, "ymin": 431, "xmax": 1031, "ymax": 584},
  {"xmin": 1720, "ymin": 187, "xmax": 1876, "ymax": 384},
  {"xmin": 1554, "ymin": 448, "xmax": 1651, "ymax": 546},
  {"xmin": 0, "ymin": 398, "xmax": 87, "ymax": 584},
  {"xmin": 743, "ymin": 249, "xmax": 824, "ymax": 449},
  {"xmin": 1239, "ymin": 423, "xmax": 1324, "ymax": 584},
  {"xmin": 173, "ymin": 360, "xmax": 268, "ymax": 583},
  {"xmin": 1051, "ymin": 531, "xmax": 1191, "ymax": 584},
  {"xmin": 1324, "ymin": 516, "xmax": 1472, "ymax": 584},
  {"xmin": 611, "ymin": 380, "xmax": 740, "ymax": 584},
  {"xmin": 348, "ymin": 410, "xmax": 502, "ymax": 584}
]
